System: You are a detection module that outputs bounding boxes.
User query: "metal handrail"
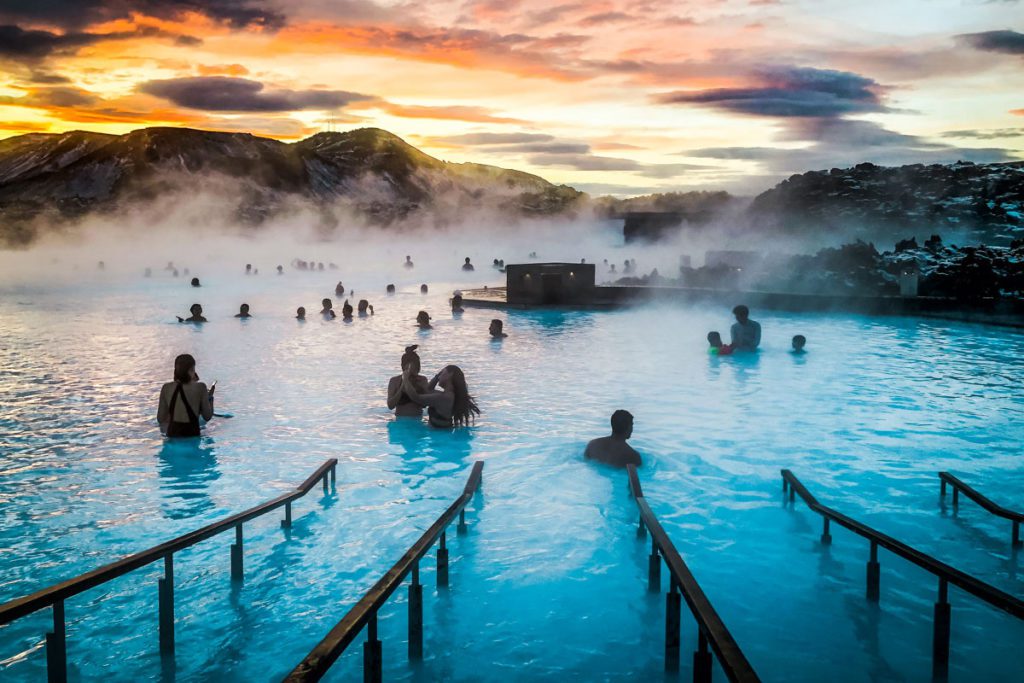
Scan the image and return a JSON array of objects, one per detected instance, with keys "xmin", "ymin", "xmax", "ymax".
[
  {"xmin": 781, "ymin": 469, "xmax": 1024, "ymax": 679},
  {"xmin": 627, "ymin": 465, "xmax": 760, "ymax": 683},
  {"xmin": 939, "ymin": 472, "xmax": 1023, "ymax": 546},
  {"xmin": 286, "ymin": 460, "xmax": 484, "ymax": 683},
  {"xmin": 0, "ymin": 458, "xmax": 337, "ymax": 683}
]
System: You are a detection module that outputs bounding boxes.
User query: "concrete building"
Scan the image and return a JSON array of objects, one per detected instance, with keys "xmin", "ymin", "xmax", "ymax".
[{"xmin": 506, "ymin": 263, "xmax": 596, "ymax": 305}]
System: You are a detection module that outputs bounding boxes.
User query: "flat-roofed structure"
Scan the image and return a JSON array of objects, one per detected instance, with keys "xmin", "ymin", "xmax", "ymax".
[{"xmin": 506, "ymin": 262, "xmax": 595, "ymax": 305}]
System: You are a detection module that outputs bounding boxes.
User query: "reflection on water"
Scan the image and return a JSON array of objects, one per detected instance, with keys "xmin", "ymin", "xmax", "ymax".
[{"xmin": 156, "ymin": 437, "xmax": 219, "ymax": 519}]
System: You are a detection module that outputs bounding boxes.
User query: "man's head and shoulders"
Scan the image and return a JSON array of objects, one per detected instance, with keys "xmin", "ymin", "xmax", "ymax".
[{"xmin": 585, "ymin": 409, "xmax": 641, "ymax": 468}]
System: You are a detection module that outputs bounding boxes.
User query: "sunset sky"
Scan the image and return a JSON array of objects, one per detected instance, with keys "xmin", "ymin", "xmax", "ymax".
[{"xmin": 0, "ymin": 0, "xmax": 1022, "ymax": 195}]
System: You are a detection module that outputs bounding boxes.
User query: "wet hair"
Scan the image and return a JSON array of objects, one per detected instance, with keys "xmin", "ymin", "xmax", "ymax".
[
  {"xmin": 190, "ymin": 303, "xmax": 202, "ymax": 315},
  {"xmin": 417, "ymin": 310, "xmax": 431, "ymax": 326},
  {"xmin": 401, "ymin": 345, "xmax": 421, "ymax": 373},
  {"xmin": 452, "ymin": 294, "xmax": 463, "ymax": 309},
  {"xmin": 322, "ymin": 298, "xmax": 332, "ymax": 309},
  {"xmin": 358, "ymin": 299, "xmax": 369, "ymax": 312},
  {"xmin": 420, "ymin": 284, "xmax": 428, "ymax": 293},
  {"xmin": 610, "ymin": 410, "xmax": 633, "ymax": 436},
  {"xmin": 386, "ymin": 284, "xmax": 395, "ymax": 294},
  {"xmin": 296, "ymin": 306, "xmax": 306, "ymax": 318},
  {"xmin": 441, "ymin": 365, "xmax": 480, "ymax": 427},
  {"xmin": 490, "ymin": 319, "xmax": 503, "ymax": 334},
  {"xmin": 792, "ymin": 334, "xmax": 806, "ymax": 348},
  {"xmin": 342, "ymin": 300, "xmax": 353, "ymax": 317},
  {"xmin": 733, "ymin": 304, "xmax": 749, "ymax": 318},
  {"xmin": 190, "ymin": 277, "xmax": 200, "ymax": 287},
  {"xmin": 173, "ymin": 353, "xmax": 196, "ymax": 383},
  {"xmin": 707, "ymin": 331, "xmax": 722, "ymax": 346},
  {"xmin": 239, "ymin": 303, "xmax": 249, "ymax": 313}
]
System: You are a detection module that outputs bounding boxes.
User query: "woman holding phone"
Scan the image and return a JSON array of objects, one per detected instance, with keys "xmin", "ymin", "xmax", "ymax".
[{"xmin": 158, "ymin": 354, "xmax": 215, "ymax": 437}]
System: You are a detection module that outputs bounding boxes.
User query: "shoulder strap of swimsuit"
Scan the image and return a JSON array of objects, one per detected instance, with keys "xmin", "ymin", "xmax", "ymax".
[{"xmin": 169, "ymin": 382, "xmax": 198, "ymax": 423}]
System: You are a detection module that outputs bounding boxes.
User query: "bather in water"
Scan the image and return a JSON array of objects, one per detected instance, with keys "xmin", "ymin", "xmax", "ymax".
[
  {"xmin": 358, "ymin": 299, "xmax": 373, "ymax": 316},
  {"xmin": 401, "ymin": 364, "xmax": 479, "ymax": 428},
  {"xmin": 321, "ymin": 298, "xmax": 336, "ymax": 319},
  {"xmin": 157, "ymin": 354, "xmax": 214, "ymax": 437},
  {"xmin": 177, "ymin": 303, "xmax": 207, "ymax": 323},
  {"xmin": 235, "ymin": 303, "xmax": 251, "ymax": 319},
  {"xmin": 584, "ymin": 410, "xmax": 641, "ymax": 468},
  {"xmin": 416, "ymin": 311, "xmax": 432, "ymax": 329},
  {"xmin": 387, "ymin": 345, "xmax": 430, "ymax": 417}
]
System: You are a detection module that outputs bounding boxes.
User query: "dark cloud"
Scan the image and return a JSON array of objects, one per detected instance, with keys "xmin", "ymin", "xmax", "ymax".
[
  {"xmin": 959, "ymin": 29, "xmax": 1024, "ymax": 55},
  {"xmin": 0, "ymin": 0, "xmax": 283, "ymax": 31},
  {"xmin": 140, "ymin": 77, "xmax": 375, "ymax": 112},
  {"xmin": 0, "ymin": 24, "xmax": 201, "ymax": 60},
  {"xmin": 27, "ymin": 71, "xmax": 71, "ymax": 84},
  {"xmin": 0, "ymin": 86, "xmax": 101, "ymax": 108},
  {"xmin": 527, "ymin": 152, "xmax": 709, "ymax": 178},
  {"xmin": 430, "ymin": 132, "xmax": 590, "ymax": 155},
  {"xmin": 684, "ymin": 119, "xmax": 1017, "ymax": 175},
  {"xmin": 434, "ymin": 133, "xmax": 556, "ymax": 145},
  {"xmin": 655, "ymin": 66, "xmax": 886, "ymax": 118},
  {"xmin": 579, "ymin": 11, "xmax": 633, "ymax": 27},
  {"xmin": 941, "ymin": 127, "xmax": 1024, "ymax": 140}
]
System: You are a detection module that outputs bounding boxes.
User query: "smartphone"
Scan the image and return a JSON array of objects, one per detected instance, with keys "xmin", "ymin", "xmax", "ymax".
[{"xmin": 210, "ymin": 380, "xmax": 217, "ymax": 392}]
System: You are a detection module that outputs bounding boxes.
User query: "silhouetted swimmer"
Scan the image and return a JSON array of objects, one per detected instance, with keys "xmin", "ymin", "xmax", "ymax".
[
  {"xmin": 584, "ymin": 410, "xmax": 641, "ymax": 468},
  {"xmin": 342, "ymin": 300, "xmax": 353, "ymax": 320},
  {"xmin": 190, "ymin": 277, "xmax": 201, "ymax": 287},
  {"xmin": 416, "ymin": 311, "xmax": 432, "ymax": 329},
  {"xmin": 404, "ymin": 255, "xmax": 414, "ymax": 269},
  {"xmin": 183, "ymin": 268, "xmax": 190, "ymax": 275},
  {"xmin": 609, "ymin": 264, "xmax": 616, "ymax": 274},
  {"xmin": 707, "ymin": 331, "xmax": 733, "ymax": 356},
  {"xmin": 318, "ymin": 262, "xmax": 324, "ymax": 271},
  {"xmin": 329, "ymin": 263, "xmax": 338, "ymax": 270},
  {"xmin": 492, "ymin": 258, "xmax": 501, "ymax": 269},
  {"xmin": 528, "ymin": 251, "xmax": 537, "ymax": 258},
  {"xmin": 165, "ymin": 261, "xmax": 175, "ymax": 271},
  {"xmin": 580, "ymin": 258, "xmax": 586, "ymax": 264},
  {"xmin": 358, "ymin": 299, "xmax": 373, "ymax": 316},
  {"xmin": 235, "ymin": 304, "xmax": 251, "ymax": 318},
  {"xmin": 172, "ymin": 269, "xmax": 179, "ymax": 278},
  {"xmin": 97, "ymin": 261, "xmax": 105, "ymax": 270},
  {"xmin": 177, "ymin": 303, "xmax": 207, "ymax": 323},
  {"xmin": 335, "ymin": 281, "xmax": 345, "ymax": 296},
  {"xmin": 277, "ymin": 265, "xmax": 283, "ymax": 275},
  {"xmin": 462, "ymin": 257, "xmax": 475, "ymax": 272},
  {"xmin": 144, "ymin": 268, "xmax": 152, "ymax": 277},
  {"xmin": 321, "ymin": 298, "xmax": 336, "ymax": 319},
  {"xmin": 420, "ymin": 284, "xmax": 428, "ymax": 294},
  {"xmin": 792, "ymin": 335, "xmax": 806, "ymax": 353},
  {"xmin": 451, "ymin": 293, "xmax": 464, "ymax": 313},
  {"xmin": 401, "ymin": 365, "xmax": 479, "ymax": 428},
  {"xmin": 158, "ymin": 353, "xmax": 214, "ymax": 437},
  {"xmin": 245, "ymin": 264, "xmax": 252, "ymax": 275},
  {"xmin": 730, "ymin": 305, "xmax": 761, "ymax": 351},
  {"xmin": 386, "ymin": 284, "xmax": 396, "ymax": 295},
  {"xmin": 387, "ymin": 345, "xmax": 429, "ymax": 417},
  {"xmin": 489, "ymin": 319, "xmax": 507, "ymax": 339},
  {"xmin": 296, "ymin": 306, "xmax": 306, "ymax": 320}
]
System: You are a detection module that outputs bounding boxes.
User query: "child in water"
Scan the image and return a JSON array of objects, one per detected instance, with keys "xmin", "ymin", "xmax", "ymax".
[
  {"xmin": 707, "ymin": 331, "xmax": 733, "ymax": 356},
  {"xmin": 791, "ymin": 335, "xmax": 807, "ymax": 354}
]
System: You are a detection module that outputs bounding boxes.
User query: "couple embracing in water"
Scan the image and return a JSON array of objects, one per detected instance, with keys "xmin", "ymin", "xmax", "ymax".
[{"xmin": 387, "ymin": 345, "xmax": 479, "ymax": 428}]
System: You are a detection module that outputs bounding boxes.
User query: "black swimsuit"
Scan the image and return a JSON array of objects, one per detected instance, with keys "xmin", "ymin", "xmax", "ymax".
[{"xmin": 166, "ymin": 382, "xmax": 201, "ymax": 438}]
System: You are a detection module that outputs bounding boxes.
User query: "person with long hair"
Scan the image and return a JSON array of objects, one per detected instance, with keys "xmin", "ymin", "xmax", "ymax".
[
  {"xmin": 387, "ymin": 345, "xmax": 429, "ymax": 417},
  {"xmin": 157, "ymin": 354, "xmax": 214, "ymax": 437},
  {"xmin": 401, "ymin": 364, "xmax": 479, "ymax": 428}
]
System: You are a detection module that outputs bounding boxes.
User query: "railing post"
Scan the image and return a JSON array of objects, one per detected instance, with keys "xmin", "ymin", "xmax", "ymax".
[
  {"xmin": 940, "ymin": 479, "xmax": 946, "ymax": 497},
  {"xmin": 665, "ymin": 578, "xmax": 681, "ymax": 673},
  {"xmin": 866, "ymin": 541, "xmax": 880, "ymax": 602},
  {"xmin": 231, "ymin": 524, "xmax": 244, "ymax": 581},
  {"xmin": 323, "ymin": 473, "xmax": 328, "ymax": 493},
  {"xmin": 952, "ymin": 488, "xmax": 958, "ymax": 508},
  {"xmin": 693, "ymin": 628, "xmax": 712, "ymax": 683},
  {"xmin": 330, "ymin": 464, "xmax": 336, "ymax": 486},
  {"xmin": 364, "ymin": 612, "xmax": 382, "ymax": 683},
  {"xmin": 648, "ymin": 539, "xmax": 661, "ymax": 593},
  {"xmin": 932, "ymin": 579, "xmax": 951, "ymax": 681},
  {"xmin": 45, "ymin": 599, "xmax": 67, "ymax": 683},
  {"xmin": 437, "ymin": 531, "xmax": 449, "ymax": 588},
  {"xmin": 159, "ymin": 554, "xmax": 175, "ymax": 656},
  {"xmin": 457, "ymin": 508, "xmax": 467, "ymax": 535},
  {"xmin": 409, "ymin": 562, "xmax": 423, "ymax": 660},
  {"xmin": 1013, "ymin": 520, "xmax": 1021, "ymax": 547},
  {"xmin": 789, "ymin": 483, "xmax": 795, "ymax": 502},
  {"xmin": 637, "ymin": 514, "xmax": 646, "ymax": 539},
  {"xmin": 821, "ymin": 517, "xmax": 832, "ymax": 545},
  {"xmin": 282, "ymin": 501, "xmax": 292, "ymax": 529}
]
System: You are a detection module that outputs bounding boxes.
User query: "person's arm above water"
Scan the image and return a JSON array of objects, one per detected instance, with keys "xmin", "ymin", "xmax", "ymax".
[
  {"xmin": 157, "ymin": 384, "xmax": 169, "ymax": 425},
  {"xmin": 387, "ymin": 376, "xmax": 402, "ymax": 409},
  {"xmin": 402, "ymin": 373, "xmax": 452, "ymax": 412},
  {"xmin": 729, "ymin": 322, "xmax": 740, "ymax": 347},
  {"xmin": 197, "ymin": 382, "xmax": 214, "ymax": 421}
]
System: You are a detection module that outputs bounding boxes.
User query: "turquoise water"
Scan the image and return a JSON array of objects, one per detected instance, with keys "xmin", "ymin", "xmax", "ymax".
[{"xmin": 1, "ymin": 259, "xmax": 1023, "ymax": 682}]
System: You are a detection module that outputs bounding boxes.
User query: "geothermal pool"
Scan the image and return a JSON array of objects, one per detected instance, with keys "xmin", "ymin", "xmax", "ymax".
[{"xmin": 1, "ymin": 252, "xmax": 1024, "ymax": 682}]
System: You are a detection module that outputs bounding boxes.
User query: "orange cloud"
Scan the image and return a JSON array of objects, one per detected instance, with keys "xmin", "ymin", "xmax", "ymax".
[
  {"xmin": 1013, "ymin": 109, "xmax": 1024, "ymax": 116},
  {"xmin": 196, "ymin": 63, "xmax": 250, "ymax": 77},
  {"xmin": 373, "ymin": 102, "xmax": 527, "ymax": 124}
]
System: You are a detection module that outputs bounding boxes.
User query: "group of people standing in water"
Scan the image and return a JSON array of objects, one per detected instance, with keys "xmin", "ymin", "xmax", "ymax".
[
  {"xmin": 387, "ymin": 345, "xmax": 480, "ymax": 428},
  {"xmin": 705, "ymin": 305, "xmax": 806, "ymax": 356}
]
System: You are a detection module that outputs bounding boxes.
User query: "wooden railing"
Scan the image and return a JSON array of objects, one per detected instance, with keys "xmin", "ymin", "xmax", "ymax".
[
  {"xmin": 0, "ymin": 458, "xmax": 338, "ymax": 683},
  {"xmin": 285, "ymin": 460, "xmax": 484, "ymax": 682},
  {"xmin": 782, "ymin": 469, "xmax": 1024, "ymax": 680},
  {"xmin": 627, "ymin": 465, "xmax": 760, "ymax": 683},
  {"xmin": 939, "ymin": 472, "xmax": 1023, "ymax": 546}
]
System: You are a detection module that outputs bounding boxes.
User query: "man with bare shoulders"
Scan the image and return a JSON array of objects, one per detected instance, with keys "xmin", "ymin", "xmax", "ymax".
[{"xmin": 584, "ymin": 410, "xmax": 641, "ymax": 468}]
